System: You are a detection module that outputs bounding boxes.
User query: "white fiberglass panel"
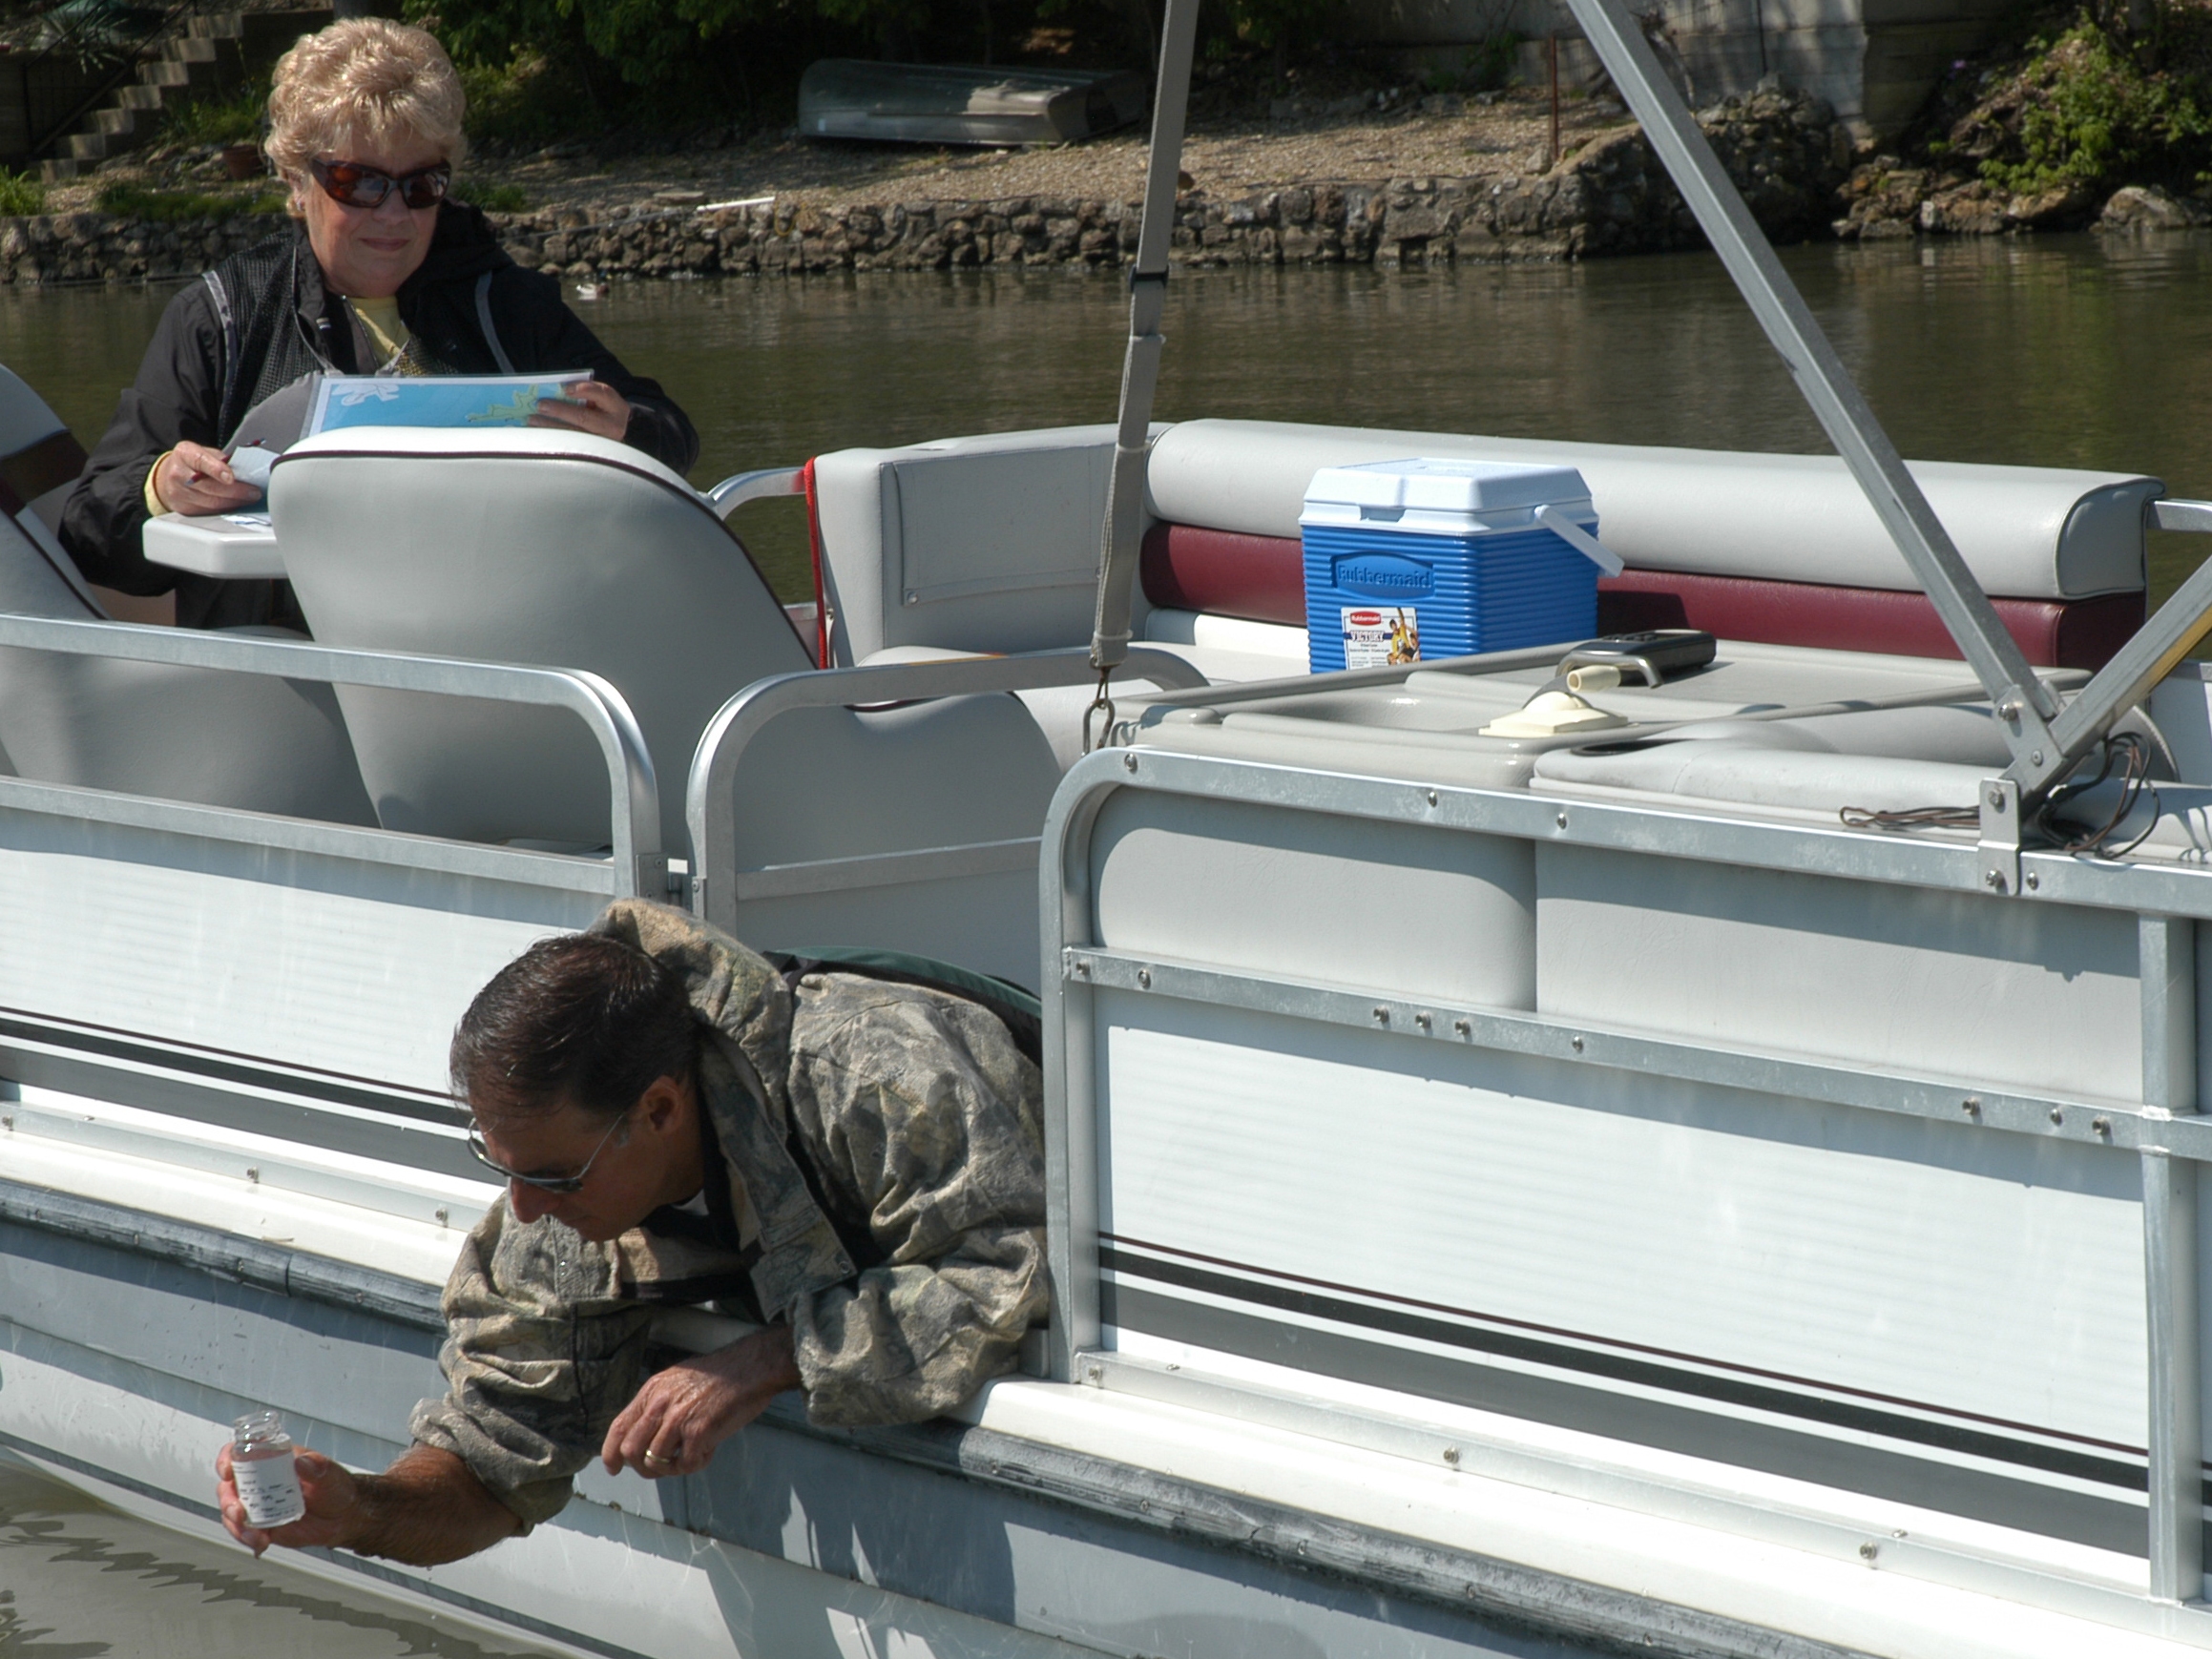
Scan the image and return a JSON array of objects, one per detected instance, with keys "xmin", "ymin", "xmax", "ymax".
[
  {"xmin": 0, "ymin": 809, "xmax": 600, "ymax": 1099},
  {"xmin": 1536, "ymin": 847, "xmax": 2140, "ymax": 1104},
  {"xmin": 1093, "ymin": 988, "xmax": 2147, "ymax": 1451}
]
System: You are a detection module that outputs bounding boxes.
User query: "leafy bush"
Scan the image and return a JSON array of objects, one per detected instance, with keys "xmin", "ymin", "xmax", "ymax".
[
  {"xmin": 0, "ymin": 167, "xmax": 45, "ymax": 217},
  {"xmin": 94, "ymin": 183, "xmax": 286, "ymax": 220},
  {"xmin": 1975, "ymin": 20, "xmax": 2212, "ymax": 194},
  {"xmin": 459, "ymin": 180, "xmax": 531, "ymax": 212},
  {"xmin": 162, "ymin": 84, "xmax": 267, "ymax": 148}
]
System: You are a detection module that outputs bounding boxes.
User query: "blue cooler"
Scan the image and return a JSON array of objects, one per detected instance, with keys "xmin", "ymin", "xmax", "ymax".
[{"xmin": 1300, "ymin": 458, "xmax": 1607, "ymax": 673}]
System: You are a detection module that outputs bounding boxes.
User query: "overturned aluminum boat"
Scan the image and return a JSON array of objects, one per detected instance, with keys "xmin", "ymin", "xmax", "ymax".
[
  {"xmin": 9, "ymin": 0, "xmax": 2212, "ymax": 1655},
  {"xmin": 797, "ymin": 59, "xmax": 1148, "ymax": 147}
]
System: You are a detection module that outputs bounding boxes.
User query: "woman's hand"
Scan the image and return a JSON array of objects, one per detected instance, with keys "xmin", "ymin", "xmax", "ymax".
[
  {"xmin": 152, "ymin": 442, "xmax": 263, "ymax": 516},
  {"xmin": 601, "ymin": 1325, "xmax": 801, "ymax": 1479},
  {"xmin": 216, "ymin": 1443, "xmax": 363, "ymax": 1558},
  {"xmin": 529, "ymin": 380, "xmax": 632, "ymax": 443}
]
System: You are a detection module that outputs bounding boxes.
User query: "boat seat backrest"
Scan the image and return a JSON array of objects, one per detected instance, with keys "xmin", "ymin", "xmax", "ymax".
[
  {"xmin": 1146, "ymin": 419, "xmax": 2159, "ymax": 601},
  {"xmin": 0, "ymin": 504, "xmax": 373, "ymax": 822},
  {"xmin": 813, "ymin": 424, "xmax": 1150, "ymax": 664},
  {"xmin": 272, "ymin": 427, "xmax": 814, "ymax": 852},
  {"xmin": 0, "ymin": 363, "xmax": 89, "ymax": 529}
]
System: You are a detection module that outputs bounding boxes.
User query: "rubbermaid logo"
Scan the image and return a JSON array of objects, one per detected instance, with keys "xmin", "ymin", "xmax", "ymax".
[
  {"xmin": 1346, "ymin": 610, "xmax": 1383, "ymax": 626},
  {"xmin": 1339, "ymin": 560, "xmax": 1432, "ymax": 593}
]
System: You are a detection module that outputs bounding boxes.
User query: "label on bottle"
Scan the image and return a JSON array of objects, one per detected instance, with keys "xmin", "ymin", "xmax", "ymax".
[{"xmin": 233, "ymin": 1449, "xmax": 305, "ymax": 1527}]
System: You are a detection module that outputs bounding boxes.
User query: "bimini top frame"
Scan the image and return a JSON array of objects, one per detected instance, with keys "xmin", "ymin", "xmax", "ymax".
[{"xmin": 1085, "ymin": 0, "xmax": 2212, "ymax": 810}]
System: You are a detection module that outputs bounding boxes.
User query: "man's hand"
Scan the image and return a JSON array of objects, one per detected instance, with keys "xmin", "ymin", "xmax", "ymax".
[
  {"xmin": 602, "ymin": 1324, "xmax": 801, "ymax": 1479},
  {"xmin": 214, "ymin": 1441, "xmax": 520, "ymax": 1566},
  {"xmin": 217, "ymin": 1443, "xmax": 361, "ymax": 1557},
  {"xmin": 528, "ymin": 380, "xmax": 632, "ymax": 443},
  {"xmin": 152, "ymin": 442, "xmax": 262, "ymax": 516}
]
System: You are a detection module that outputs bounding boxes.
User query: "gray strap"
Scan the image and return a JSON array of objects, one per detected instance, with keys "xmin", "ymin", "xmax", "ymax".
[
  {"xmin": 1087, "ymin": 0, "xmax": 1201, "ymax": 675},
  {"xmin": 201, "ymin": 269, "xmax": 238, "ymax": 422},
  {"xmin": 474, "ymin": 272, "xmax": 515, "ymax": 374}
]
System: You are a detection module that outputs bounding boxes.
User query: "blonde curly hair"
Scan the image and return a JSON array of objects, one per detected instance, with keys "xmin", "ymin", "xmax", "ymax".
[{"xmin": 264, "ymin": 18, "xmax": 467, "ymax": 200}]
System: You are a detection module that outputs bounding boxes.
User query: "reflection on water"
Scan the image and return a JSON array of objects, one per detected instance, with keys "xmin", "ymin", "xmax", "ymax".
[
  {"xmin": 0, "ymin": 1450, "xmax": 556, "ymax": 1657},
  {"xmin": 6, "ymin": 232, "xmax": 2212, "ymax": 606}
]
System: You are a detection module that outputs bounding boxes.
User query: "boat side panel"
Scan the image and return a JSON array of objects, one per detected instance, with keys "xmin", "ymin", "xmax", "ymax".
[
  {"xmin": 1534, "ymin": 845, "xmax": 2139, "ymax": 1103},
  {"xmin": 1087, "ymin": 985, "xmax": 2150, "ymax": 1553},
  {"xmin": 0, "ymin": 808, "xmax": 603, "ymax": 1102},
  {"xmin": 1088, "ymin": 791, "xmax": 1537, "ymax": 1010}
]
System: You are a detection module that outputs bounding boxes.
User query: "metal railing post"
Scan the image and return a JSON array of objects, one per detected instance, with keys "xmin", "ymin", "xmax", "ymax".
[{"xmin": 2142, "ymin": 912, "xmax": 2203, "ymax": 1602}]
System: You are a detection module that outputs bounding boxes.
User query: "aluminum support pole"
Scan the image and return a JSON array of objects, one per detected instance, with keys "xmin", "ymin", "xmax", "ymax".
[
  {"xmin": 2142, "ymin": 912, "xmax": 2203, "ymax": 1602},
  {"xmin": 1088, "ymin": 0, "xmax": 1201, "ymax": 674},
  {"xmin": 1559, "ymin": 0, "xmax": 2058, "ymax": 772}
]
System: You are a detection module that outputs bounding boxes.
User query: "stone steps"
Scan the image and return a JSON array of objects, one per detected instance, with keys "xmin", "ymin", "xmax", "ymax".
[{"xmin": 40, "ymin": 9, "xmax": 330, "ymax": 183}]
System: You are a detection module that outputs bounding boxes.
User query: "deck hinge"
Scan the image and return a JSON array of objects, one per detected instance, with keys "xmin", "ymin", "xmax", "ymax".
[{"xmin": 1978, "ymin": 778, "xmax": 2021, "ymax": 898}]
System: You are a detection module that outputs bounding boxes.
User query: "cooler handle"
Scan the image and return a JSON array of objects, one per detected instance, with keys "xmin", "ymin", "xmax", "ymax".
[{"xmin": 1535, "ymin": 505, "xmax": 1626, "ymax": 576}]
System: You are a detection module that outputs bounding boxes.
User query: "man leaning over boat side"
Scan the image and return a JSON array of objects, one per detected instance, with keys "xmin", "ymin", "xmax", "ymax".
[
  {"xmin": 59, "ymin": 17, "xmax": 698, "ymax": 632},
  {"xmin": 213, "ymin": 898, "xmax": 1048, "ymax": 1564}
]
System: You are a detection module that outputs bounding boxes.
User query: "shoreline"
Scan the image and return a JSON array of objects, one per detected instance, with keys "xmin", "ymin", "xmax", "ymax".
[{"xmin": 5, "ymin": 84, "xmax": 2200, "ymax": 288}]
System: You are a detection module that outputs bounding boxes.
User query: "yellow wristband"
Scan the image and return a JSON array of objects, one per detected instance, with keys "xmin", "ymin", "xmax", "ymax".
[{"xmin": 143, "ymin": 450, "xmax": 174, "ymax": 518}]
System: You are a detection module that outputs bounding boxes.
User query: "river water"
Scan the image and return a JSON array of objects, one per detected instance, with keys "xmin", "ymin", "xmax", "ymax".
[{"xmin": 2, "ymin": 231, "xmax": 2210, "ymax": 1652}]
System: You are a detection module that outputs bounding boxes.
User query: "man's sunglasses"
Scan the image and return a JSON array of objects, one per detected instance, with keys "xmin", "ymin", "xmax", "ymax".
[
  {"xmin": 467, "ymin": 1109, "xmax": 628, "ymax": 1194},
  {"xmin": 309, "ymin": 157, "xmax": 451, "ymax": 211}
]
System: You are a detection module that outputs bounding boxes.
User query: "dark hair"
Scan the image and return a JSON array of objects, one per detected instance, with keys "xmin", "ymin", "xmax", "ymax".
[{"xmin": 450, "ymin": 933, "xmax": 697, "ymax": 1123}]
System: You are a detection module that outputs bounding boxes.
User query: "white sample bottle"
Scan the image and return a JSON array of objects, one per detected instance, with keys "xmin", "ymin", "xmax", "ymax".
[{"xmin": 230, "ymin": 1409, "xmax": 306, "ymax": 1528}]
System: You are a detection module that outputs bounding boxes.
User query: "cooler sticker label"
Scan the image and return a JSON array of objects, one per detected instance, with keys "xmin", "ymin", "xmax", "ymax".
[{"xmin": 1342, "ymin": 606, "xmax": 1419, "ymax": 669}]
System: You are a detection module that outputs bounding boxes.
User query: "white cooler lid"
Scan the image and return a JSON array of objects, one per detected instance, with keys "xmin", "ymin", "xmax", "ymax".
[{"xmin": 1301, "ymin": 456, "xmax": 1594, "ymax": 533}]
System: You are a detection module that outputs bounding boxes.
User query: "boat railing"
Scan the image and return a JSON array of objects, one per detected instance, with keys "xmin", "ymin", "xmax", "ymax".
[
  {"xmin": 1040, "ymin": 740, "xmax": 2212, "ymax": 1612},
  {"xmin": 703, "ymin": 466, "xmax": 805, "ymax": 520},
  {"xmin": 0, "ymin": 612, "xmax": 668, "ymax": 899},
  {"xmin": 683, "ymin": 645, "xmax": 1206, "ymax": 935}
]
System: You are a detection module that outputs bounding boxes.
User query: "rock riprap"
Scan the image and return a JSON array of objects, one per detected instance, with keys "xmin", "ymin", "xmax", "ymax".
[{"xmin": 0, "ymin": 87, "xmax": 1856, "ymax": 282}]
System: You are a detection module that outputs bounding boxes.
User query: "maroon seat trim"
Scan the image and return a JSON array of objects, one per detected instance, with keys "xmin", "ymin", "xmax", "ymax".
[
  {"xmin": 1139, "ymin": 522, "xmax": 2143, "ymax": 671},
  {"xmin": 1142, "ymin": 523, "xmax": 1306, "ymax": 626},
  {"xmin": 1596, "ymin": 570, "xmax": 2143, "ymax": 672}
]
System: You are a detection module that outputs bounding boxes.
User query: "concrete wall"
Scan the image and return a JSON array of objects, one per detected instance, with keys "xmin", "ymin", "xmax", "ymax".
[{"xmin": 1346, "ymin": 0, "xmax": 2023, "ymax": 135}]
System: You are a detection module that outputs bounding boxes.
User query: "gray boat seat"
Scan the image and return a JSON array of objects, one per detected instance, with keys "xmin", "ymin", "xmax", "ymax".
[
  {"xmin": 1141, "ymin": 419, "xmax": 2161, "ymax": 670},
  {"xmin": 270, "ymin": 430, "xmax": 1061, "ymax": 939},
  {"xmin": 813, "ymin": 423, "xmax": 1291, "ymax": 765},
  {"xmin": 0, "ymin": 485, "xmax": 372, "ymax": 822}
]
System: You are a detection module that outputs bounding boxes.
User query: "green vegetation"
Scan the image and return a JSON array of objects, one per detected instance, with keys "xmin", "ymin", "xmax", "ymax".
[
  {"xmin": 1921, "ymin": 3, "xmax": 2212, "ymax": 197},
  {"xmin": 160, "ymin": 83, "xmax": 267, "ymax": 149},
  {"xmin": 0, "ymin": 166, "xmax": 45, "ymax": 217},
  {"xmin": 458, "ymin": 180, "xmax": 531, "ymax": 213},
  {"xmin": 94, "ymin": 183, "xmax": 286, "ymax": 220}
]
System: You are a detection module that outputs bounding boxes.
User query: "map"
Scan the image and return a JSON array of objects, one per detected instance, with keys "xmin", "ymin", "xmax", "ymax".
[{"xmin": 306, "ymin": 372, "xmax": 593, "ymax": 437}]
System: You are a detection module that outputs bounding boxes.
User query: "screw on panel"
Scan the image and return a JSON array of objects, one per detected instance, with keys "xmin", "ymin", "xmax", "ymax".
[
  {"xmin": 904, "ymin": 591, "xmax": 919, "ymax": 606},
  {"xmin": 1373, "ymin": 1006, "xmax": 1388, "ymax": 1025},
  {"xmin": 1073, "ymin": 959, "xmax": 1092, "ymax": 977},
  {"xmin": 1571, "ymin": 1035, "xmax": 1584, "ymax": 1052},
  {"xmin": 2049, "ymin": 1108, "xmax": 2064, "ymax": 1126},
  {"xmin": 1426, "ymin": 790, "xmax": 1439, "ymax": 807},
  {"xmin": 1453, "ymin": 1018, "xmax": 1471, "ymax": 1036},
  {"xmin": 1987, "ymin": 786, "xmax": 2009, "ymax": 809},
  {"xmin": 1984, "ymin": 870, "xmax": 2007, "ymax": 892},
  {"xmin": 1084, "ymin": 1364, "xmax": 1103, "ymax": 1384},
  {"xmin": 1122, "ymin": 752, "xmax": 1138, "ymax": 773},
  {"xmin": 2031, "ymin": 750, "xmax": 2044, "ymax": 766},
  {"xmin": 1962, "ymin": 1096, "xmax": 1981, "ymax": 1118},
  {"xmin": 245, "ymin": 1167, "xmax": 260, "ymax": 1183},
  {"xmin": 1137, "ymin": 969, "xmax": 1152, "ymax": 989},
  {"xmin": 1415, "ymin": 1012, "xmax": 1431, "ymax": 1030},
  {"xmin": 1555, "ymin": 810, "xmax": 1568, "ymax": 829},
  {"xmin": 2025, "ymin": 872, "xmax": 2040, "ymax": 891},
  {"xmin": 1442, "ymin": 1445, "xmax": 1460, "ymax": 1465},
  {"xmin": 1859, "ymin": 1542, "xmax": 1879, "ymax": 1563},
  {"xmin": 435, "ymin": 1207, "xmax": 450, "ymax": 1226},
  {"xmin": 2093, "ymin": 1117, "xmax": 2112, "ymax": 1138},
  {"xmin": 0, "ymin": 1115, "xmax": 11, "ymax": 1131}
]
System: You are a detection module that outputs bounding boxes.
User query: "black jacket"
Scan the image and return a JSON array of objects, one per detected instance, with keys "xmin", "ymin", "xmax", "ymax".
[{"xmin": 61, "ymin": 203, "xmax": 699, "ymax": 630}]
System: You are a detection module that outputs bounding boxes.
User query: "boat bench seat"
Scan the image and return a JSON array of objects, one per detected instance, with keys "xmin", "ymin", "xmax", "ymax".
[{"xmin": 1142, "ymin": 419, "xmax": 2163, "ymax": 671}]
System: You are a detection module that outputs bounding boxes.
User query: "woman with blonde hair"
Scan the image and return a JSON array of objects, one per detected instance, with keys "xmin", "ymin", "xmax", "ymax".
[{"xmin": 62, "ymin": 18, "xmax": 697, "ymax": 630}]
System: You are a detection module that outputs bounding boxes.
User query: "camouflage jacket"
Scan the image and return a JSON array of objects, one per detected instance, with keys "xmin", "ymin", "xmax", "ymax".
[{"xmin": 408, "ymin": 899, "xmax": 1048, "ymax": 1526}]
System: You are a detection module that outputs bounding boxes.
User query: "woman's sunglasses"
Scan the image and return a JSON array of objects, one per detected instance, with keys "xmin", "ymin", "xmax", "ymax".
[{"xmin": 309, "ymin": 157, "xmax": 451, "ymax": 211}]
